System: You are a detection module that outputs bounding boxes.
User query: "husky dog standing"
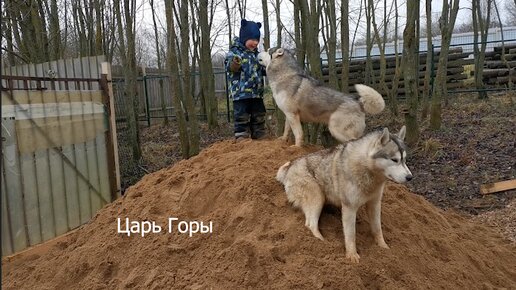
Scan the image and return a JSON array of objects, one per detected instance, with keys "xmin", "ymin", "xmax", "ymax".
[
  {"xmin": 258, "ymin": 48, "xmax": 385, "ymax": 146},
  {"xmin": 276, "ymin": 126, "xmax": 413, "ymax": 263}
]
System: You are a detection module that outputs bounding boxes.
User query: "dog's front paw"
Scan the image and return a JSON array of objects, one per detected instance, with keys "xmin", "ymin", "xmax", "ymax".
[
  {"xmin": 277, "ymin": 136, "xmax": 288, "ymax": 142},
  {"xmin": 346, "ymin": 252, "xmax": 360, "ymax": 263},
  {"xmin": 378, "ymin": 241, "xmax": 390, "ymax": 249},
  {"xmin": 377, "ymin": 238, "xmax": 390, "ymax": 249}
]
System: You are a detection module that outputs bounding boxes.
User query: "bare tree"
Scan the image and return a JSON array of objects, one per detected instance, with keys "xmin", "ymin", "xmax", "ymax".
[
  {"xmin": 421, "ymin": 0, "xmax": 432, "ymax": 119},
  {"xmin": 261, "ymin": 0, "xmax": 270, "ymax": 50},
  {"xmin": 275, "ymin": 0, "xmax": 282, "ymax": 47},
  {"xmin": 199, "ymin": 0, "xmax": 218, "ymax": 128},
  {"xmin": 340, "ymin": 0, "xmax": 350, "ymax": 93},
  {"xmin": 472, "ymin": 0, "xmax": 492, "ymax": 100},
  {"xmin": 298, "ymin": 0, "xmax": 323, "ymax": 144},
  {"xmin": 237, "ymin": 0, "xmax": 247, "ymax": 19},
  {"xmin": 364, "ymin": 0, "xmax": 373, "ymax": 86},
  {"xmin": 323, "ymin": 0, "xmax": 338, "ymax": 89},
  {"xmin": 224, "ymin": 0, "xmax": 233, "ymax": 47},
  {"xmin": 179, "ymin": 0, "xmax": 200, "ymax": 157},
  {"xmin": 402, "ymin": 0, "xmax": 420, "ymax": 145},
  {"xmin": 165, "ymin": 0, "xmax": 190, "ymax": 158},
  {"xmin": 430, "ymin": 0, "xmax": 460, "ymax": 130},
  {"xmin": 114, "ymin": 0, "xmax": 141, "ymax": 160},
  {"xmin": 149, "ymin": 0, "xmax": 168, "ymax": 125},
  {"xmin": 369, "ymin": 0, "xmax": 387, "ymax": 101}
]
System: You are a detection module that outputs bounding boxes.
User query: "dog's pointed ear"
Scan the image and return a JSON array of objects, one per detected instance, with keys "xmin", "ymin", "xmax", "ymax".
[
  {"xmin": 276, "ymin": 48, "xmax": 284, "ymax": 56},
  {"xmin": 379, "ymin": 128, "xmax": 390, "ymax": 146},
  {"xmin": 398, "ymin": 125, "xmax": 406, "ymax": 141},
  {"xmin": 241, "ymin": 19, "xmax": 247, "ymax": 26},
  {"xmin": 257, "ymin": 22, "xmax": 262, "ymax": 28}
]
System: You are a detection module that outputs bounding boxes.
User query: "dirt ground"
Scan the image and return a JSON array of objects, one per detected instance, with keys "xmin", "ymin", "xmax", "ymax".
[
  {"xmin": 117, "ymin": 92, "xmax": 515, "ymax": 241},
  {"xmin": 4, "ymin": 92, "xmax": 512, "ymax": 289},
  {"xmin": 3, "ymin": 139, "xmax": 516, "ymax": 289}
]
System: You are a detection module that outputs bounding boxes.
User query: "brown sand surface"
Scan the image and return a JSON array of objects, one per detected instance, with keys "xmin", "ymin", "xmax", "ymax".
[{"xmin": 2, "ymin": 139, "xmax": 516, "ymax": 289}]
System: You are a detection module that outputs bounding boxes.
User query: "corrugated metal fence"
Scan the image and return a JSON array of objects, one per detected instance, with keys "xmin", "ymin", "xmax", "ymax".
[{"xmin": 1, "ymin": 55, "xmax": 120, "ymax": 256}]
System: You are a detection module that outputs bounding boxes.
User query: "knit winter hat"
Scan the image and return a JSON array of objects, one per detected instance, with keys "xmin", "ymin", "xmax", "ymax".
[{"xmin": 239, "ymin": 19, "xmax": 261, "ymax": 46}]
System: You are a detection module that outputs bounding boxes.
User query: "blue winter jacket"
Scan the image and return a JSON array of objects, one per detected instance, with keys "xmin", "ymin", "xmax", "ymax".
[{"xmin": 225, "ymin": 37, "xmax": 265, "ymax": 101}]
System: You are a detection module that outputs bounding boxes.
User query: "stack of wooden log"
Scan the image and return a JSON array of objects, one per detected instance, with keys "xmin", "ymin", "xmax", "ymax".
[
  {"xmin": 481, "ymin": 44, "xmax": 516, "ymax": 87},
  {"xmin": 321, "ymin": 47, "xmax": 471, "ymax": 97}
]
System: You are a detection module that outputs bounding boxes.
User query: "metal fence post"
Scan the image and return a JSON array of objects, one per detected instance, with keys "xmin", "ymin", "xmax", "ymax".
[
  {"xmin": 224, "ymin": 59, "xmax": 230, "ymax": 123},
  {"xmin": 429, "ymin": 44, "xmax": 435, "ymax": 98},
  {"xmin": 142, "ymin": 66, "xmax": 151, "ymax": 127}
]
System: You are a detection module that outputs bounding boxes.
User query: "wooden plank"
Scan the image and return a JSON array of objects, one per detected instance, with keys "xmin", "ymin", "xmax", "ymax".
[
  {"xmin": 102, "ymin": 62, "xmax": 121, "ymax": 198},
  {"xmin": 481, "ymin": 179, "xmax": 516, "ymax": 195}
]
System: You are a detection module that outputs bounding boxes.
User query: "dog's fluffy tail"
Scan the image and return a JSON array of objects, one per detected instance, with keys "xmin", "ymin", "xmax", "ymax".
[
  {"xmin": 355, "ymin": 84, "xmax": 385, "ymax": 115},
  {"xmin": 276, "ymin": 161, "xmax": 291, "ymax": 183}
]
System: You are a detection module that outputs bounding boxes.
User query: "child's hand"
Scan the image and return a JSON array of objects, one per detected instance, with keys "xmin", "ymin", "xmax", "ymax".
[
  {"xmin": 230, "ymin": 55, "xmax": 242, "ymax": 72},
  {"xmin": 233, "ymin": 55, "xmax": 242, "ymax": 64}
]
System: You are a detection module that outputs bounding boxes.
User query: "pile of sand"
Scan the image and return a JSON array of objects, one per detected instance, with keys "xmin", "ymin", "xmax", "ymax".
[{"xmin": 2, "ymin": 139, "xmax": 516, "ymax": 289}]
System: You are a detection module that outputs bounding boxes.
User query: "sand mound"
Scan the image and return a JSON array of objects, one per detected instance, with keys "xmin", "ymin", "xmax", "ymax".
[{"xmin": 2, "ymin": 139, "xmax": 516, "ymax": 289}]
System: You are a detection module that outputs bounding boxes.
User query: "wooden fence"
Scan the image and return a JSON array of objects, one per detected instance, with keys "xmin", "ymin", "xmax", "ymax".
[
  {"xmin": 1, "ymin": 56, "xmax": 120, "ymax": 256},
  {"xmin": 322, "ymin": 47, "xmax": 472, "ymax": 97}
]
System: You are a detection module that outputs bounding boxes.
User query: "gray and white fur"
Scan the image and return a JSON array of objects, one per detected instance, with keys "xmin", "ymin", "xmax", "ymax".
[
  {"xmin": 258, "ymin": 48, "xmax": 385, "ymax": 146},
  {"xmin": 276, "ymin": 126, "xmax": 413, "ymax": 263}
]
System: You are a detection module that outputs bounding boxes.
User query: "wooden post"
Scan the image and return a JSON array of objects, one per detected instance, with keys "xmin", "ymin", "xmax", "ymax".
[
  {"xmin": 142, "ymin": 65, "xmax": 151, "ymax": 127},
  {"xmin": 101, "ymin": 62, "xmax": 121, "ymax": 199}
]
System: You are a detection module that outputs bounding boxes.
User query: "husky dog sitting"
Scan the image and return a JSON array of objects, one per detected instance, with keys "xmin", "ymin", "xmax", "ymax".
[
  {"xmin": 276, "ymin": 126, "xmax": 413, "ymax": 263},
  {"xmin": 258, "ymin": 48, "xmax": 385, "ymax": 146}
]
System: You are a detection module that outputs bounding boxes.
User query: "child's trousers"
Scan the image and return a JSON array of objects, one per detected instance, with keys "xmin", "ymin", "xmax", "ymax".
[{"xmin": 233, "ymin": 98, "xmax": 267, "ymax": 139}]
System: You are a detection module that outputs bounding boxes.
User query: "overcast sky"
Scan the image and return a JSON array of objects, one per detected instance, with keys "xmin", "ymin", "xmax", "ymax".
[{"xmin": 134, "ymin": 0, "xmax": 511, "ymax": 65}]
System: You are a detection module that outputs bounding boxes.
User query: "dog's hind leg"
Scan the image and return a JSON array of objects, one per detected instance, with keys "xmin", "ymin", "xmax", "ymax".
[
  {"xmin": 278, "ymin": 119, "xmax": 291, "ymax": 142},
  {"xmin": 299, "ymin": 182, "xmax": 325, "ymax": 240},
  {"xmin": 285, "ymin": 113, "xmax": 303, "ymax": 146}
]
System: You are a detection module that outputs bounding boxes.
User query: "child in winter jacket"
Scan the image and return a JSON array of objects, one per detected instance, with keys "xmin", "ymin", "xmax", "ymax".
[{"xmin": 225, "ymin": 19, "xmax": 267, "ymax": 140}]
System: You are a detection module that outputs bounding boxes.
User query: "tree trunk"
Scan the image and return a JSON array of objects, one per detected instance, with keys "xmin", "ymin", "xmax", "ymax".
[
  {"xmin": 49, "ymin": 0, "xmax": 62, "ymax": 60},
  {"xmin": 224, "ymin": 0, "xmax": 232, "ymax": 48},
  {"xmin": 388, "ymin": 0, "xmax": 400, "ymax": 117},
  {"xmin": 403, "ymin": 0, "xmax": 419, "ymax": 146},
  {"xmin": 370, "ymin": 0, "xmax": 387, "ymax": 99},
  {"xmin": 276, "ymin": 0, "xmax": 282, "ymax": 47},
  {"xmin": 340, "ymin": 0, "xmax": 349, "ymax": 93},
  {"xmin": 430, "ymin": 0, "xmax": 460, "ymax": 130},
  {"xmin": 421, "ymin": 0, "xmax": 432, "ymax": 119},
  {"xmin": 150, "ymin": 0, "xmax": 169, "ymax": 125},
  {"xmin": 261, "ymin": 0, "xmax": 270, "ymax": 50},
  {"xmin": 165, "ymin": 0, "xmax": 190, "ymax": 159},
  {"xmin": 325, "ymin": 0, "xmax": 338, "ymax": 90},
  {"xmin": 179, "ymin": 0, "xmax": 200, "ymax": 157},
  {"xmin": 299, "ymin": 0, "xmax": 323, "ymax": 145},
  {"xmin": 199, "ymin": 0, "xmax": 218, "ymax": 128},
  {"xmin": 114, "ymin": 0, "xmax": 141, "ymax": 161},
  {"xmin": 473, "ymin": 0, "xmax": 491, "ymax": 100},
  {"xmin": 364, "ymin": 0, "xmax": 373, "ymax": 86}
]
